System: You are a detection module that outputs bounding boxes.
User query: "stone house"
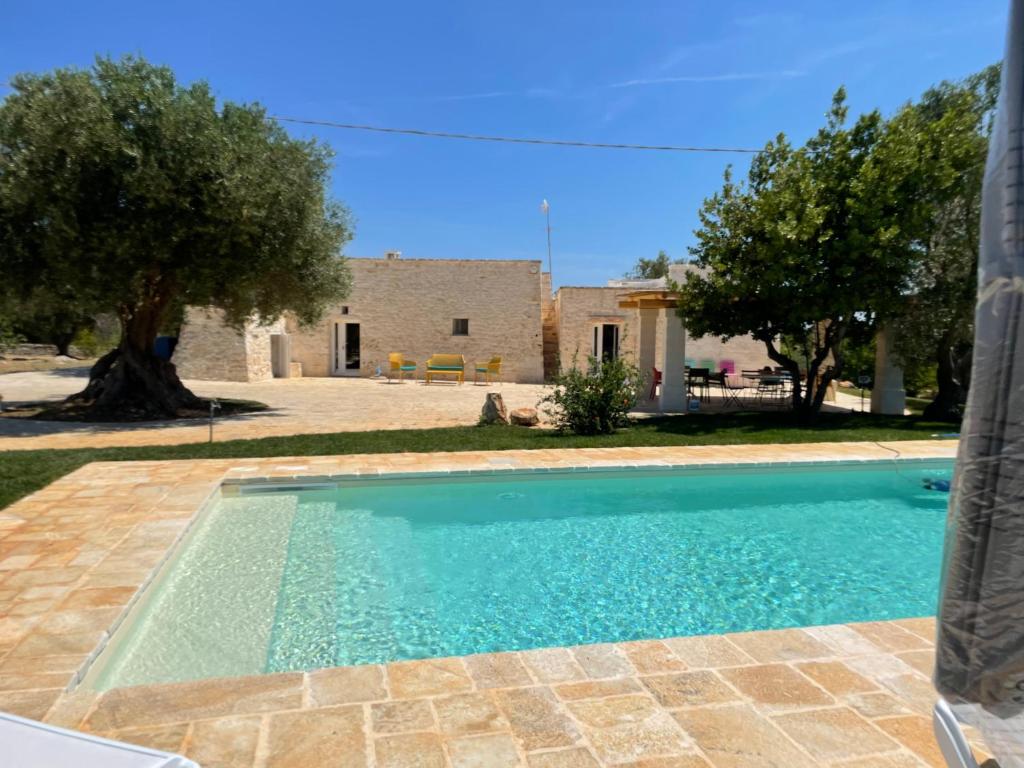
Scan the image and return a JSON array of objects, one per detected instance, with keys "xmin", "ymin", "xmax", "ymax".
[{"xmin": 172, "ymin": 255, "xmax": 771, "ymax": 387}]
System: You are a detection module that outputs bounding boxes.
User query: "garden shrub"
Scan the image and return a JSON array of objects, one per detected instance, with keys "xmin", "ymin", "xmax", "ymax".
[{"xmin": 541, "ymin": 355, "xmax": 641, "ymax": 435}]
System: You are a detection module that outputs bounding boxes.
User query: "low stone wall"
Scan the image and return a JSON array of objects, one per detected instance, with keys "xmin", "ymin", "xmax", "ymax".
[{"xmin": 173, "ymin": 307, "xmax": 284, "ymax": 382}]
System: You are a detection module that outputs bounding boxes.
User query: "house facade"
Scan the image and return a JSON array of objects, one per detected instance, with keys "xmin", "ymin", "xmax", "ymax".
[{"xmin": 171, "ymin": 255, "xmax": 771, "ymax": 385}]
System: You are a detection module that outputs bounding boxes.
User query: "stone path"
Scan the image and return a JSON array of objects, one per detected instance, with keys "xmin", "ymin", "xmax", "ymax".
[
  {"xmin": 0, "ymin": 369, "xmax": 552, "ymax": 451},
  {"xmin": 0, "ymin": 441, "xmax": 989, "ymax": 767}
]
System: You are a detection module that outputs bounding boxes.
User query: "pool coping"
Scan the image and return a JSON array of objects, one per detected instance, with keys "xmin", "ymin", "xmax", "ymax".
[{"xmin": 1, "ymin": 440, "xmax": 981, "ymax": 767}]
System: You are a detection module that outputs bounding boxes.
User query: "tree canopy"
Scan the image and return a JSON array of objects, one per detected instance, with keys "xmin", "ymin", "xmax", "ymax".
[
  {"xmin": 884, "ymin": 66, "xmax": 999, "ymax": 419},
  {"xmin": 625, "ymin": 250, "xmax": 677, "ymax": 280},
  {"xmin": 677, "ymin": 89, "xmax": 919, "ymax": 417},
  {"xmin": 0, "ymin": 56, "xmax": 352, "ymax": 417}
]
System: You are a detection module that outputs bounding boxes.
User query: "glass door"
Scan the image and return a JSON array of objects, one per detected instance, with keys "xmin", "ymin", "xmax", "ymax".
[{"xmin": 333, "ymin": 322, "xmax": 361, "ymax": 375}]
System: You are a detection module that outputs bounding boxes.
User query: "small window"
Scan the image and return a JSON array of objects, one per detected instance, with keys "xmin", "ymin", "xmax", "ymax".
[
  {"xmin": 341, "ymin": 306, "xmax": 349, "ymax": 315},
  {"xmin": 452, "ymin": 318, "xmax": 470, "ymax": 336}
]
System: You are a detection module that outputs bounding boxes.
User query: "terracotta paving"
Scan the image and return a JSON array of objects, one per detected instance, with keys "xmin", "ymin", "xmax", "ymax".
[{"xmin": 0, "ymin": 440, "xmax": 984, "ymax": 767}]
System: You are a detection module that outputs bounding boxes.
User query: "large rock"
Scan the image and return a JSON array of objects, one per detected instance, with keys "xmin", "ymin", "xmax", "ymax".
[
  {"xmin": 510, "ymin": 407, "xmax": 539, "ymax": 427},
  {"xmin": 480, "ymin": 392, "xmax": 509, "ymax": 425}
]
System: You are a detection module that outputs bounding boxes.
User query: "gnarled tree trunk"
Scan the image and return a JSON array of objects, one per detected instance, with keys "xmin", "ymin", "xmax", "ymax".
[
  {"xmin": 924, "ymin": 330, "xmax": 968, "ymax": 421},
  {"xmin": 68, "ymin": 299, "xmax": 201, "ymax": 419}
]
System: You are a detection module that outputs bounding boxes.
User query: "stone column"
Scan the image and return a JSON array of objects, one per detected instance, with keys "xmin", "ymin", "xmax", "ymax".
[
  {"xmin": 870, "ymin": 325, "xmax": 906, "ymax": 415},
  {"xmin": 638, "ymin": 308, "xmax": 658, "ymax": 401},
  {"xmin": 659, "ymin": 308, "xmax": 687, "ymax": 412}
]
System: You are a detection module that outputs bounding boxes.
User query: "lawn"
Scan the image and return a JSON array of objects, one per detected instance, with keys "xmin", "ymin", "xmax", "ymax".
[{"xmin": 0, "ymin": 411, "xmax": 959, "ymax": 511}]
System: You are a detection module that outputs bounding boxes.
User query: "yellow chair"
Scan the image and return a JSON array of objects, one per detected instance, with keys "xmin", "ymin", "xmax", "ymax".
[
  {"xmin": 388, "ymin": 352, "xmax": 417, "ymax": 382},
  {"xmin": 425, "ymin": 354, "xmax": 466, "ymax": 384},
  {"xmin": 474, "ymin": 356, "xmax": 502, "ymax": 385}
]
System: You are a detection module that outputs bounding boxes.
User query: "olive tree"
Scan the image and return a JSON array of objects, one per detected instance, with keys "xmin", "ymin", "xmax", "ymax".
[{"xmin": 0, "ymin": 56, "xmax": 352, "ymax": 417}]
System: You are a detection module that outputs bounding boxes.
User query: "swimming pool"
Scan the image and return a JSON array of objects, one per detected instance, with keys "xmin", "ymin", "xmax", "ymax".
[{"xmin": 88, "ymin": 459, "xmax": 952, "ymax": 690}]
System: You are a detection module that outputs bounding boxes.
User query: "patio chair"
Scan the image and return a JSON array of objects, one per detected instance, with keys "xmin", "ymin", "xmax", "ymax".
[
  {"xmin": 649, "ymin": 367, "xmax": 662, "ymax": 400},
  {"xmin": 388, "ymin": 352, "xmax": 417, "ymax": 382},
  {"xmin": 688, "ymin": 367, "xmax": 711, "ymax": 402},
  {"xmin": 474, "ymin": 356, "xmax": 502, "ymax": 385},
  {"xmin": 717, "ymin": 370, "xmax": 745, "ymax": 407},
  {"xmin": 1, "ymin": 710, "xmax": 198, "ymax": 767},
  {"xmin": 425, "ymin": 354, "xmax": 466, "ymax": 384}
]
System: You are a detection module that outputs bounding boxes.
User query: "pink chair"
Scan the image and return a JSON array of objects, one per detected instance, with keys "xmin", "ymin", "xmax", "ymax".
[
  {"xmin": 649, "ymin": 367, "xmax": 662, "ymax": 400},
  {"xmin": 720, "ymin": 359, "xmax": 736, "ymax": 374}
]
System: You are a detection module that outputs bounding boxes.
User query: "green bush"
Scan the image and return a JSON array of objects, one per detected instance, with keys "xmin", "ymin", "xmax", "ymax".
[
  {"xmin": 541, "ymin": 355, "xmax": 642, "ymax": 435},
  {"xmin": 0, "ymin": 315, "xmax": 22, "ymax": 352}
]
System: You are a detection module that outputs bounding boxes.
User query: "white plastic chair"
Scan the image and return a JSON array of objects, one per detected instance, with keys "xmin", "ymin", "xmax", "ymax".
[
  {"xmin": 933, "ymin": 698, "xmax": 980, "ymax": 768},
  {"xmin": 1, "ymin": 711, "xmax": 198, "ymax": 768}
]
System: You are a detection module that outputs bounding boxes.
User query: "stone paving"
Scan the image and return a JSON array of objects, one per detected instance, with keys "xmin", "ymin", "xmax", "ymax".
[
  {"xmin": 0, "ymin": 369, "xmax": 552, "ymax": 451},
  {"xmin": 0, "ymin": 441, "xmax": 988, "ymax": 767}
]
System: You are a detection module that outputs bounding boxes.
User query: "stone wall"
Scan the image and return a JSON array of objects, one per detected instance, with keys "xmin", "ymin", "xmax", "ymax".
[
  {"xmin": 173, "ymin": 307, "xmax": 284, "ymax": 382},
  {"xmin": 288, "ymin": 257, "xmax": 546, "ymax": 383},
  {"xmin": 554, "ymin": 287, "xmax": 639, "ymax": 371},
  {"xmin": 554, "ymin": 284, "xmax": 774, "ymax": 375}
]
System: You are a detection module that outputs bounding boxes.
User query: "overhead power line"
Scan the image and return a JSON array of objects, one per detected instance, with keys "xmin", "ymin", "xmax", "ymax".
[{"xmin": 271, "ymin": 115, "xmax": 762, "ymax": 154}]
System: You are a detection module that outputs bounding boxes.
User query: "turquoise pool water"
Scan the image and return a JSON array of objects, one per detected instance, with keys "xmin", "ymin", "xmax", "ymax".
[{"xmin": 90, "ymin": 460, "xmax": 953, "ymax": 690}]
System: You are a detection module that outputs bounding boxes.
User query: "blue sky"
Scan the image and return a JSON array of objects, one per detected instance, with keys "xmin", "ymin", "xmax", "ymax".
[{"xmin": 1, "ymin": 1, "xmax": 1007, "ymax": 287}]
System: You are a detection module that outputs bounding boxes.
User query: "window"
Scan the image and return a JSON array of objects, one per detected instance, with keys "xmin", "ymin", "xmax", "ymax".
[
  {"xmin": 592, "ymin": 323, "xmax": 620, "ymax": 361},
  {"xmin": 452, "ymin": 318, "xmax": 470, "ymax": 336},
  {"xmin": 341, "ymin": 306, "xmax": 349, "ymax": 315}
]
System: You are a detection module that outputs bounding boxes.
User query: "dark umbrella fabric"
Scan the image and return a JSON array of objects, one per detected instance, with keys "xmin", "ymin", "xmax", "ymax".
[{"xmin": 934, "ymin": 0, "xmax": 1024, "ymax": 761}]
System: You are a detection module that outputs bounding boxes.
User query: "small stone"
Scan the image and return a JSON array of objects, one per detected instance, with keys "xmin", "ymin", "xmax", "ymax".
[
  {"xmin": 480, "ymin": 393, "xmax": 509, "ymax": 425},
  {"xmin": 510, "ymin": 407, "xmax": 540, "ymax": 426}
]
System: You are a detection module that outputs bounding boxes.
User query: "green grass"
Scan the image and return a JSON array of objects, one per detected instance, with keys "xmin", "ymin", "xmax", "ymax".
[{"xmin": 0, "ymin": 411, "xmax": 959, "ymax": 511}]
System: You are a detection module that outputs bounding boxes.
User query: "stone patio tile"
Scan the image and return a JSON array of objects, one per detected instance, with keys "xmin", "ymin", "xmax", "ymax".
[
  {"xmin": 433, "ymin": 691, "xmax": 510, "ymax": 736},
  {"xmin": 521, "ymin": 648, "xmax": 587, "ymax": 683},
  {"xmin": 770, "ymin": 706, "xmax": 899, "ymax": 760},
  {"xmin": 34, "ymin": 606, "xmax": 121, "ymax": 635},
  {"xmin": 844, "ymin": 692, "xmax": 915, "ymax": 719},
  {"xmin": 890, "ymin": 618, "xmax": 936, "ymax": 644},
  {"xmin": 894, "ymin": 650, "xmax": 935, "ymax": 678},
  {"xmin": 554, "ymin": 678, "xmax": 643, "ymax": 701},
  {"xmin": 86, "ymin": 672, "xmax": 303, "ymax": 730},
  {"xmin": 834, "ymin": 756, "xmax": 930, "ymax": 767},
  {"xmin": 58, "ymin": 586, "xmax": 138, "ymax": 610},
  {"xmin": 801, "ymin": 624, "xmax": 884, "ymax": 656},
  {"xmin": 718, "ymin": 664, "xmax": 834, "ymax": 711},
  {"xmin": 640, "ymin": 671, "xmax": 739, "ymax": 708},
  {"xmin": 526, "ymin": 749, "xmax": 601, "ymax": 767},
  {"xmin": 617, "ymin": 757, "xmax": 712, "ymax": 768},
  {"xmin": 874, "ymin": 716, "xmax": 948, "ymax": 766},
  {"xmin": 42, "ymin": 689, "xmax": 98, "ymax": 729},
  {"xmin": 571, "ymin": 643, "xmax": 635, "ymax": 679},
  {"xmin": 464, "ymin": 652, "xmax": 534, "ymax": 689},
  {"xmin": 661, "ymin": 635, "xmax": 753, "ymax": 669},
  {"xmin": 375, "ymin": 732, "xmax": 446, "ymax": 768},
  {"xmin": 618, "ymin": 641, "xmax": 687, "ymax": 674},
  {"xmin": 0, "ymin": 688, "xmax": 62, "ymax": 720},
  {"xmin": 567, "ymin": 694, "xmax": 691, "ymax": 764},
  {"xmin": 106, "ymin": 723, "xmax": 190, "ymax": 754},
  {"xmin": 494, "ymin": 686, "xmax": 581, "ymax": 752},
  {"xmin": 447, "ymin": 733, "xmax": 522, "ymax": 768},
  {"xmin": 265, "ymin": 705, "xmax": 366, "ymax": 768},
  {"xmin": 8, "ymin": 628, "xmax": 104, "ymax": 658},
  {"xmin": 849, "ymin": 623, "xmax": 932, "ymax": 653},
  {"xmin": 0, "ymin": 671, "xmax": 74, "ymax": 692},
  {"xmin": 794, "ymin": 661, "xmax": 879, "ymax": 696},
  {"xmin": 875, "ymin": 675, "xmax": 938, "ymax": 716},
  {"xmin": 371, "ymin": 699, "xmax": 436, "ymax": 734},
  {"xmin": 725, "ymin": 628, "xmax": 833, "ymax": 663},
  {"xmin": 387, "ymin": 657, "xmax": 473, "ymax": 699},
  {"xmin": 843, "ymin": 655, "xmax": 921, "ymax": 684},
  {"xmin": 674, "ymin": 704, "xmax": 817, "ymax": 768},
  {"xmin": 184, "ymin": 720, "xmax": 264, "ymax": 765},
  {"xmin": 308, "ymin": 663, "xmax": 387, "ymax": 706}
]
